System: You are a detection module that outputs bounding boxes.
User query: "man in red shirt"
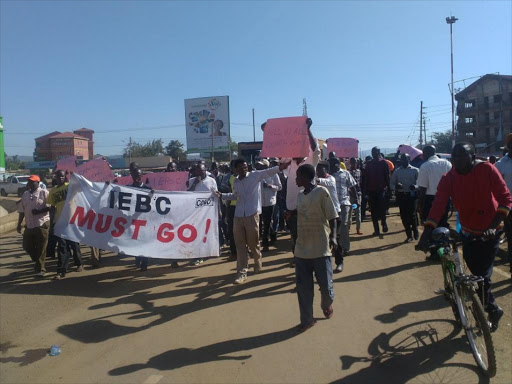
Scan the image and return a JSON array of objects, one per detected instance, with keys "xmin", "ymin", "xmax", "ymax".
[
  {"xmin": 364, "ymin": 147, "xmax": 391, "ymax": 237},
  {"xmin": 418, "ymin": 143, "xmax": 511, "ymax": 332}
]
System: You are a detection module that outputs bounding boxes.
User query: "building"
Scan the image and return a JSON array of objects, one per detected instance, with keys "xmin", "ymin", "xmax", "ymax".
[
  {"xmin": 455, "ymin": 74, "xmax": 512, "ymax": 155},
  {"xmin": 34, "ymin": 128, "xmax": 94, "ymax": 161}
]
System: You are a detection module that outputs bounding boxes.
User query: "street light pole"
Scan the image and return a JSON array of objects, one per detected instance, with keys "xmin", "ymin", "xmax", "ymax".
[{"xmin": 446, "ymin": 15, "xmax": 458, "ymax": 149}]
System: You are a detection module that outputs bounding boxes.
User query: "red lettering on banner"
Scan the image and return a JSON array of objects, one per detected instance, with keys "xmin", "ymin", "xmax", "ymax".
[
  {"xmin": 131, "ymin": 219, "xmax": 147, "ymax": 240},
  {"xmin": 95, "ymin": 214, "xmax": 113, "ymax": 233},
  {"xmin": 69, "ymin": 206, "xmax": 96, "ymax": 230},
  {"xmin": 157, "ymin": 223, "xmax": 175, "ymax": 243},
  {"xmin": 177, "ymin": 224, "xmax": 197, "ymax": 243},
  {"xmin": 111, "ymin": 217, "xmax": 127, "ymax": 237}
]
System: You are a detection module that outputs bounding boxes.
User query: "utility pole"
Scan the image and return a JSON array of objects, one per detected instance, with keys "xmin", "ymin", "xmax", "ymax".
[
  {"xmin": 252, "ymin": 108, "xmax": 255, "ymax": 142},
  {"xmin": 129, "ymin": 136, "xmax": 132, "ymax": 164},
  {"xmin": 424, "ymin": 118, "xmax": 427, "ymax": 145},
  {"xmin": 419, "ymin": 101, "xmax": 423, "ymax": 147},
  {"xmin": 446, "ymin": 15, "xmax": 458, "ymax": 149}
]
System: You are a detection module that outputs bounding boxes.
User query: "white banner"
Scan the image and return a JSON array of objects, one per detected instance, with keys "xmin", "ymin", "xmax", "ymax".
[
  {"xmin": 54, "ymin": 174, "xmax": 219, "ymax": 259},
  {"xmin": 185, "ymin": 96, "xmax": 230, "ymax": 153}
]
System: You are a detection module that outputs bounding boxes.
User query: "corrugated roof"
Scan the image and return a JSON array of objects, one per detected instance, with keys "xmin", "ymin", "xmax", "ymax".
[
  {"xmin": 35, "ymin": 131, "xmax": 61, "ymax": 141},
  {"xmin": 50, "ymin": 132, "xmax": 90, "ymax": 140},
  {"xmin": 455, "ymin": 74, "xmax": 512, "ymax": 99}
]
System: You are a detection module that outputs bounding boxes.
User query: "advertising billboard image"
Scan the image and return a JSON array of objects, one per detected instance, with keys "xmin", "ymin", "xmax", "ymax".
[{"xmin": 184, "ymin": 96, "xmax": 230, "ymax": 153}]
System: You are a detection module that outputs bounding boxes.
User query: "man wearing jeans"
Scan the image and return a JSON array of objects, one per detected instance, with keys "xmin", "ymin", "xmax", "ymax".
[
  {"xmin": 219, "ymin": 158, "xmax": 290, "ymax": 284},
  {"xmin": 17, "ymin": 175, "xmax": 50, "ymax": 277},
  {"xmin": 418, "ymin": 143, "xmax": 511, "ymax": 332},
  {"xmin": 49, "ymin": 170, "xmax": 84, "ymax": 279},
  {"xmin": 294, "ymin": 164, "xmax": 338, "ymax": 332},
  {"xmin": 330, "ymin": 158, "xmax": 357, "ymax": 273},
  {"xmin": 495, "ymin": 133, "xmax": 512, "ymax": 274}
]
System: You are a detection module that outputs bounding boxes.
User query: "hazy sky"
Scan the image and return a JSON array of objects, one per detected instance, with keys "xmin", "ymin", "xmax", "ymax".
[{"xmin": 1, "ymin": 0, "xmax": 510, "ymax": 157}]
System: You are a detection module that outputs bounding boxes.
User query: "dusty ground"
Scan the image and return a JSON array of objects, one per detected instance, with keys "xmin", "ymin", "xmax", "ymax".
[{"xmin": 1, "ymin": 207, "xmax": 511, "ymax": 384}]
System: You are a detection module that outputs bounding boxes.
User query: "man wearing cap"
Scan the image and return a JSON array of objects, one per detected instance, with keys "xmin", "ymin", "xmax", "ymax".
[
  {"xmin": 16, "ymin": 175, "xmax": 50, "ymax": 277},
  {"xmin": 495, "ymin": 133, "xmax": 512, "ymax": 274},
  {"xmin": 256, "ymin": 159, "xmax": 282, "ymax": 252}
]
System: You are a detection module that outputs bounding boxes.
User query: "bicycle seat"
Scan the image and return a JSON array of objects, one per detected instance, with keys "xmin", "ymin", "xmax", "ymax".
[{"xmin": 432, "ymin": 227, "xmax": 451, "ymax": 242}]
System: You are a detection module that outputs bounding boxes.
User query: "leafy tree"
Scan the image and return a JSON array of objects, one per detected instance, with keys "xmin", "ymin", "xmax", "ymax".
[
  {"xmin": 165, "ymin": 140, "xmax": 186, "ymax": 161},
  {"xmin": 5, "ymin": 154, "xmax": 25, "ymax": 170},
  {"xmin": 123, "ymin": 139, "xmax": 164, "ymax": 158},
  {"xmin": 431, "ymin": 130, "xmax": 452, "ymax": 153}
]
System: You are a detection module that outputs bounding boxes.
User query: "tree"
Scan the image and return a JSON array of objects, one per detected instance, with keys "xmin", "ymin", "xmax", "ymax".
[
  {"xmin": 5, "ymin": 154, "xmax": 25, "ymax": 170},
  {"xmin": 431, "ymin": 130, "xmax": 452, "ymax": 154},
  {"xmin": 165, "ymin": 140, "xmax": 186, "ymax": 161},
  {"xmin": 123, "ymin": 139, "xmax": 164, "ymax": 158}
]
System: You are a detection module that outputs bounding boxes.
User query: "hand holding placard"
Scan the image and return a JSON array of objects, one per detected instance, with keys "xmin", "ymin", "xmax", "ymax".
[{"xmin": 259, "ymin": 116, "xmax": 310, "ymax": 158}]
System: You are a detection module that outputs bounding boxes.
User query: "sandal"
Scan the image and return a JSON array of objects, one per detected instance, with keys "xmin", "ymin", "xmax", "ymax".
[{"xmin": 323, "ymin": 305, "xmax": 334, "ymax": 319}]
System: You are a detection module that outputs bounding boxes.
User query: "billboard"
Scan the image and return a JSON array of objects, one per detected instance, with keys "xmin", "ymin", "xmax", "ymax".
[{"xmin": 184, "ymin": 96, "xmax": 230, "ymax": 153}]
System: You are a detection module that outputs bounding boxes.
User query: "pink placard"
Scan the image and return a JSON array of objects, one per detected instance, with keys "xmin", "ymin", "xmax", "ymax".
[
  {"xmin": 259, "ymin": 116, "xmax": 310, "ymax": 158},
  {"xmin": 76, "ymin": 159, "xmax": 114, "ymax": 182},
  {"xmin": 398, "ymin": 144, "xmax": 422, "ymax": 160},
  {"xmin": 113, "ymin": 172, "xmax": 189, "ymax": 191},
  {"xmin": 113, "ymin": 175, "xmax": 132, "ymax": 185},
  {"xmin": 327, "ymin": 138, "xmax": 359, "ymax": 158},
  {"xmin": 144, "ymin": 172, "xmax": 189, "ymax": 191},
  {"xmin": 56, "ymin": 156, "xmax": 78, "ymax": 173}
]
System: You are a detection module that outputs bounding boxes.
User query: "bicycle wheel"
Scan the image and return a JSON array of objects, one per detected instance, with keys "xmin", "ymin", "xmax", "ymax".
[
  {"xmin": 443, "ymin": 267, "xmax": 462, "ymax": 329},
  {"xmin": 459, "ymin": 285, "xmax": 496, "ymax": 377}
]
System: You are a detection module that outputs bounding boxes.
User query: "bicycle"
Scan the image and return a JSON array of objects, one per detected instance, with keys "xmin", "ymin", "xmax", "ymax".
[{"xmin": 416, "ymin": 227, "xmax": 497, "ymax": 377}]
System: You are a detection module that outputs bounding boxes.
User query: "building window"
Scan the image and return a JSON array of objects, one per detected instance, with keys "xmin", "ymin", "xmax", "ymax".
[
  {"xmin": 465, "ymin": 117, "xmax": 474, "ymax": 124},
  {"xmin": 465, "ymin": 100, "xmax": 474, "ymax": 109},
  {"xmin": 465, "ymin": 132, "xmax": 475, "ymax": 137},
  {"xmin": 484, "ymin": 96, "xmax": 489, "ymax": 107},
  {"xmin": 494, "ymin": 111, "xmax": 501, "ymax": 120},
  {"xmin": 494, "ymin": 94, "xmax": 502, "ymax": 103},
  {"xmin": 485, "ymin": 112, "xmax": 490, "ymax": 123}
]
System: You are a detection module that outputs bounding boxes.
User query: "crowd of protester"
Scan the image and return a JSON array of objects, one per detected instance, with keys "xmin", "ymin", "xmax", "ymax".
[{"xmin": 13, "ymin": 120, "xmax": 512, "ymax": 333}]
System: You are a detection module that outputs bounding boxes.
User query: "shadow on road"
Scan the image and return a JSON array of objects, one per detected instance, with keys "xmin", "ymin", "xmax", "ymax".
[
  {"xmin": 375, "ymin": 295, "xmax": 447, "ymax": 324},
  {"xmin": 334, "ymin": 261, "xmax": 427, "ymax": 283},
  {"xmin": 333, "ymin": 319, "xmax": 489, "ymax": 384},
  {"xmin": 108, "ymin": 326, "xmax": 299, "ymax": 376}
]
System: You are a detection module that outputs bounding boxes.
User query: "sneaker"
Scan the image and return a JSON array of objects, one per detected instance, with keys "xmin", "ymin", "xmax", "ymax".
[
  {"xmin": 323, "ymin": 305, "xmax": 334, "ymax": 319},
  {"xmin": 234, "ymin": 274, "xmax": 247, "ymax": 284},
  {"xmin": 489, "ymin": 307, "xmax": 504, "ymax": 332},
  {"xmin": 254, "ymin": 266, "xmax": 262, "ymax": 274},
  {"xmin": 357, "ymin": 230, "xmax": 363, "ymax": 235},
  {"xmin": 382, "ymin": 224, "xmax": 389, "ymax": 233},
  {"xmin": 53, "ymin": 273, "xmax": 65, "ymax": 280},
  {"xmin": 171, "ymin": 262, "xmax": 179, "ymax": 269},
  {"xmin": 334, "ymin": 263, "xmax": 344, "ymax": 274},
  {"xmin": 36, "ymin": 272, "xmax": 46, "ymax": 278},
  {"xmin": 76, "ymin": 265, "xmax": 83, "ymax": 272},
  {"xmin": 193, "ymin": 259, "xmax": 204, "ymax": 266}
]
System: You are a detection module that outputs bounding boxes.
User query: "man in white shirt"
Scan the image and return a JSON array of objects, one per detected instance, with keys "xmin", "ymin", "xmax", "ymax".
[
  {"xmin": 329, "ymin": 157, "xmax": 357, "ymax": 273},
  {"xmin": 495, "ymin": 133, "xmax": 512, "ymax": 273},
  {"xmin": 188, "ymin": 163, "xmax": 218, "ymax": 265},
  {"xmin": 256, "ymin": 159, "xmax": 282, "ymax": 252},
  {"xmin": 417, "ymin": 145, "xmax": 452, "ymax": 226},
  {"xmin": 219, "ymin": 158, "xmax": 290, "ymax": 284}
]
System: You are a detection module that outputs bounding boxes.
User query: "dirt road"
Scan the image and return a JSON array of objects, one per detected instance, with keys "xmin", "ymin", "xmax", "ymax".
[{"xmin": 1, "ymin": 207, "xmax": 511, "ymax": 383}]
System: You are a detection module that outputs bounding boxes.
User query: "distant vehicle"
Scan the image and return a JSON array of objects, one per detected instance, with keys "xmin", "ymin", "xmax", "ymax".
[{"xmin": 0, "ymin": 175, "xmax": 31, "ymax": 197}]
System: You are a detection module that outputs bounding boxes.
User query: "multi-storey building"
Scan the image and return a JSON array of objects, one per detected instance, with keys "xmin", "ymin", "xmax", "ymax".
[
  {"xmin": 455, "ymin": 74, "xmax": 512, "ymax": 155},
  {"xmin": 34, "ymin": 128, "xmax": 95, "ymax": 161}
]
